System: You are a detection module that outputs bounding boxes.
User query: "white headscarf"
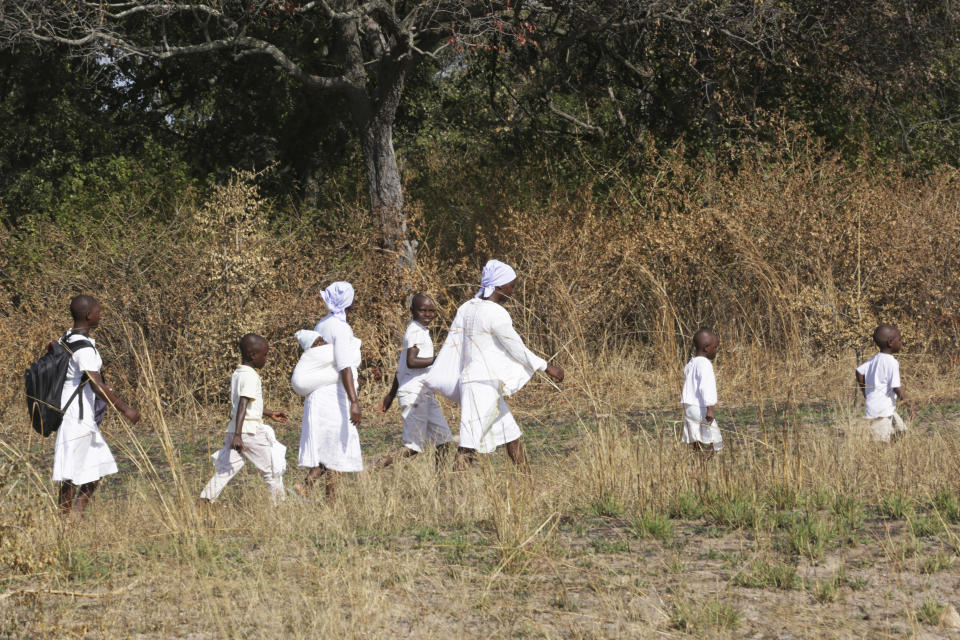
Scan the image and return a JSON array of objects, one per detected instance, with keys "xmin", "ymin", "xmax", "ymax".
[
  {"xmin": 295, "ymin": 329, "xmax": 321, "ymax": 351},
  {"xmin": 321, "ymin": 281, "xmax": 355, "ymax": 321},
  {"xmin": 476, "ymin": 260, "xmax": 517, "ymax": 298}
]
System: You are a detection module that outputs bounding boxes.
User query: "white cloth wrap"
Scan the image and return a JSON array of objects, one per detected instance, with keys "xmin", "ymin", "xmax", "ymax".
[
  {"xmin": 475, "ymin": 259, "xmax": 517, "ymax": 298},
  {"xmin": 682, "ymin": 404, "xmax": 724, "ymax": 451},
  {"xmin": 321, "ymin": 281, "xmax": 355, "ymax": 321},
  {"xmin": 291, "ymin": 344, "xmax": 340, "ymax": 397},
  {"xmin": 295, "ymin": 329, "xmax": 321, "ymax": 351}
]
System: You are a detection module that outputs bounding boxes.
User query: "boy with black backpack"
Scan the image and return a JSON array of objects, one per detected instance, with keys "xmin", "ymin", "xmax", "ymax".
[{"xmin": 48, "ymin": 295, "xmax": 139, "ymax": 515}]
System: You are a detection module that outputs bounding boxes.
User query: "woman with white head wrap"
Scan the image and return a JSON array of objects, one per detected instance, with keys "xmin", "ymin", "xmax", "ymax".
[
  {"xmin": 425, "ymin": 260, "xmax": 564, "ymax": 472},
  {"xmin": 294, "ymin": 282, "xmax": 363, "ymax": 501}
]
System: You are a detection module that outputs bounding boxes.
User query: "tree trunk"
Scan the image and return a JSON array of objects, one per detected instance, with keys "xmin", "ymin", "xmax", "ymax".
[{"xmin": 359, "ymin": 115, "xmax": 417, "ymax": 267}]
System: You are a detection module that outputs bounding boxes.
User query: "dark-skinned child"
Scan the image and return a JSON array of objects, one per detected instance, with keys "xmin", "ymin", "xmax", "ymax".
[
  {"xmin": 376, "ymin": 293, "xmax": 454, "ymax": 468},
  {"xmin": 856, "ymin": 324, "xmax": 908, "ymax": 442},
  {"xmin": 199, "ymin": 334, "xmax": 290, "ymax": 503},
  {"xmin": 53, "ymin": 295, "xmax": 141, "ymax": 516},
  {"xmin": 680, "ymin": 328, "xmax": 724, "ymax": 457}
]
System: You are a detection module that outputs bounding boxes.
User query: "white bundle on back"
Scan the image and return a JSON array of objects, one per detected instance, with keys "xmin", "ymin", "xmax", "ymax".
[{"xmin": 291, "ymin": 344, "xmax": 339, "ymax": 397}]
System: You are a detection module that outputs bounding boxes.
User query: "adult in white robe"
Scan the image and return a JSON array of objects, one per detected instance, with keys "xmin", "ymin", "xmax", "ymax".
[
  {"xmin": 425, "ymin": 260, "xmax": 564, "ymax": 471},
  {"xmin": 294, "ymin": 282, "xmax": 363, "ymax": 500}
]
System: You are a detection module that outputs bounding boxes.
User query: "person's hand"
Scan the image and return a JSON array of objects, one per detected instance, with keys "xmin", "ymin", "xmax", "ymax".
[
  {"xmin": 377, "ymin": 395, "xmax": 392, "ymax": 413},
  {"xmin": 705, "ymin": 408, "xmax": 715, "ymax": 423},
  {"xmin": 124, "ymin": 407, "xmax": 141, "ymax": 424},
  {"xmin": 231, "ymin": 433, "xmax": 244, "ymax": 452},
  {"xmin": 545, "ymin": 364, "xmax": 564, "ymax": 383},
  {"xmin": 267, "ymin": 410, "xmax": 289, "ymax": 422},
  {"xmin": 350, "ymin": 400, "xmax": 362, "ymax": 426}
]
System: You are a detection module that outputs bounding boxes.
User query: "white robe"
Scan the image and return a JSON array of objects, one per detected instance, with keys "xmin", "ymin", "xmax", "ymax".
[
  {"xmin": 298, "ymin": 317, "xmax": 363, "ymax": 472},
  {"xmin": 425, "ymin": 298, "xmax": 547, "ymax": 453}
]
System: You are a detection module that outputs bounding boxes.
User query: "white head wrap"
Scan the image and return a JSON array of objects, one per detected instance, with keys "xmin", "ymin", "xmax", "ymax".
[
  {"xmin": 321, "ymin": 281, "xmax": 355, "ymax": 321},
  {"xmin": 295, "ymin": 329, "xmax": 321, "ymax": 351},
  {"xmin": 476, "ymin": 260, "xmax": 517, "ymax": 298}
]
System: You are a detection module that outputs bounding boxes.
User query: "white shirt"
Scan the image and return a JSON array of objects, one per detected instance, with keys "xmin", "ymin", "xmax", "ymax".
[
  {"xmin": 314, "ymin": 314, "xmax": 361, "ymax": 373},
  {"xmin": 460, "ymin": 299, "xmax": 547, "ymax": 388},
  {"xmin": 681, "ymin": 356, "xmax": 718, "ymax": 408},
  {"xmin": 228, "ymin": 365, "xmax": 264, "ymax": 434},
  {"xmin": 856, "ymin": 352, "xmax": 901, "ymax": 418},
  {"xmin": 60, "ymin": 331, "xmax": 102, "ymax": 425},
  {"xmin": 397, "ymin": 321, "xmax": 434, "ymax": 395}
]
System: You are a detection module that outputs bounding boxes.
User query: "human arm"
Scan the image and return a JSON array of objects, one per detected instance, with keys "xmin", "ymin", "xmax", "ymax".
[
  {"xmin": 340, "ymin": 368, "xmax": 362, "ymax": 425},
  {"xmin": 232, "ymin": 397, "xmax": 249, "ymax": 452},
  {"xmin": 264, "ymin": 408, "xmax": 289, "ymax": 422},
  {"xmin": 545, "ymin": 363, "xmax": 564, "ymax": 382},
  {"xmin": 378, "ymin": 375, "xmax": 399, "ymax": 413},
  {"xmin": 856, "ymin": 371, "xmax": 866, "ymax": 399},
  {"xmin": 405, "ymin": 345, "xmax": 436, "ymax": 369},
  {"xmin": 85, "ymin": 371, "xmax": 140, "ymax": 423},
  {"xmin": 705, "ymin": 405, "xmax": 716, "ymax": 423},
  {"xmin": 489, "ymin": 310, "xmax": 548, "ymax": 373}
]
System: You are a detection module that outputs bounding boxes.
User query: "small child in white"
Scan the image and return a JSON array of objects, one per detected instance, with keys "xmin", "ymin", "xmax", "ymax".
[
  {"xmin": 680, "ymin": 328, "xmax": 723, "ymax": 455},
  {"xmin": 199, "ymin": 333, "xmax": 290, "ymax": 504},
  {"xmin": 377, "ymin": 293, "xmax": 453, "ymax": 467},
  {"xmin": 856, "ymin": 323, "xmax": 907, "ymax": 442}
]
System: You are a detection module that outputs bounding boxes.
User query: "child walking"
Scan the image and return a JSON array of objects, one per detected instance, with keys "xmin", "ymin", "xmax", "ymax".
[
  {"xmin": 377, "ymin": 293, "xmax": 453, "ymax": 467},
  {"xmin": 53, "ymin": 295, "xmax": 141, "ymax": 516},
  {"xmin": 199, "ymin": 334, "xmax": 289, "ymax": 503},
  {"xmin": 856, "ymin": 324, "xmax": 908, "ymax": 442},
  {"xmin": 680, "ymin": 328, "xmax": 723, "ymax": 456}
]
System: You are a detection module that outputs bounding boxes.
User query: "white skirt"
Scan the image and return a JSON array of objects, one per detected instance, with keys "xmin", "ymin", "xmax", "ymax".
[
  {"xmin": 298, "ymin": 380, "xmax": 363, "ymax": 472},
  {"xmin": 459, "ymin": 380, "xmax": 522, "ymax": 454},
  {"xmin": 682, "ymin": 404, "xmax": 723, "ymax": 451},
  {"xmin": 52, "ymin": 417, "xmax": 118, "ymax": 484}
]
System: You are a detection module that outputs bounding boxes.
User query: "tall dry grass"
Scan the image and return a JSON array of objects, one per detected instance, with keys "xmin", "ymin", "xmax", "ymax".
[{"xmin": 0, "ymin": 144, "xmax": 958, "ymax": 636}]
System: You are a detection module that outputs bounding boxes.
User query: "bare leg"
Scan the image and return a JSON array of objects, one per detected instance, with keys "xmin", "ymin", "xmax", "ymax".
[
  {"xmin": 453, "ymin": 446, "xmax": 477, "ymax": 471},
  {"xmin": 294, "ymin": 466, "xmax": 327, "ymax": 497},
  {"xmin": 435, "ymin": 442, "xmax": 455, "ymax": 471},
  {"xmin": 72, "ymin": 480, "xmax": 99, "ymax": 515},
  {"xmin": 377, "ymin": 447, "xmax": 417, "ymax": 469},
  {"xmin": 505, "ymin": 438, "xmax": 531, "ymax": 475},
  {"xmin": 325, "ymin": 470, "xmax": 341, "ymax": 503},
  {"xmin": 58, "ymin": 481, "xmax": 77, "ymax": 516}
]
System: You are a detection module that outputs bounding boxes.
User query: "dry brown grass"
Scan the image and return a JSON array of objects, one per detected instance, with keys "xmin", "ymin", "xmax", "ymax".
[{"xmin": 1, "ymin": 148, "xmax": 959, "ymax": 637}]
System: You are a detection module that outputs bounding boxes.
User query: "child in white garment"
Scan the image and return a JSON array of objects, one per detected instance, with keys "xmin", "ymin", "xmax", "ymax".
[
  {"xmin": 199, "ymin": 333, "xmax": 290, "ymax": 504},
  {"xmin": 856, "ymin": 323, "xmax": 908, "ymax": 442},
  {"xmin": 680, "ymin": 328, "xmax": 723, "ymax": 456},
  {"xmin": 377, "ymin": 293, "xmax": 453, "ymax": 467}
]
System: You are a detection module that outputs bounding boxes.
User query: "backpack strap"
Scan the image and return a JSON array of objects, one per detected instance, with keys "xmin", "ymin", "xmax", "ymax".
[{"xmin": 58, "ymin": 331, "xmax": 96, "ymax": 421}]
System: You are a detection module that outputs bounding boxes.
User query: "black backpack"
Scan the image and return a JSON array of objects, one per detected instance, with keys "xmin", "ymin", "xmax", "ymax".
[{"xmin": 25, "ymin": 332, "xmax": 95, "ymax": 436}]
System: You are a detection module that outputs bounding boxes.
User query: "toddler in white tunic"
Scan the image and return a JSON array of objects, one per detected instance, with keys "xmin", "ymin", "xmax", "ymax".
[
  {"xmin": 856, "ymin": 324, "xmax": 907, "ymax": 442},
  {"xmin": 680, "ymin": 329, "xmax": 723, "ymax": 452},
  {"xmin": 200, "ymin": 336, "xmax": 288, "ymax": 503},
  {"xmin": 52, "ymin": 332, "xmax": 118, "ymax": 485}
]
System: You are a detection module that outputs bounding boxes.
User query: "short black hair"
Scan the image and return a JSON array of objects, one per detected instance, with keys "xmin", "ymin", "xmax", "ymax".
[
  {"xmin": 70, "ymin": 295, "xmax": 98, "ymax": 322},
  {"xmin": 239, "ymin": 333, "xmax": 267, "ymax": 360},
  {"xmin": 410, "ymin": 292, "xmax": 434, "ymax": 312},
  {"xmin": 872, "ymin": 324, "xmax": 899, "ymax": 348},
  {"xmin": 693, "ymin": 327, "xmax": 717, "ymax": 351}
]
